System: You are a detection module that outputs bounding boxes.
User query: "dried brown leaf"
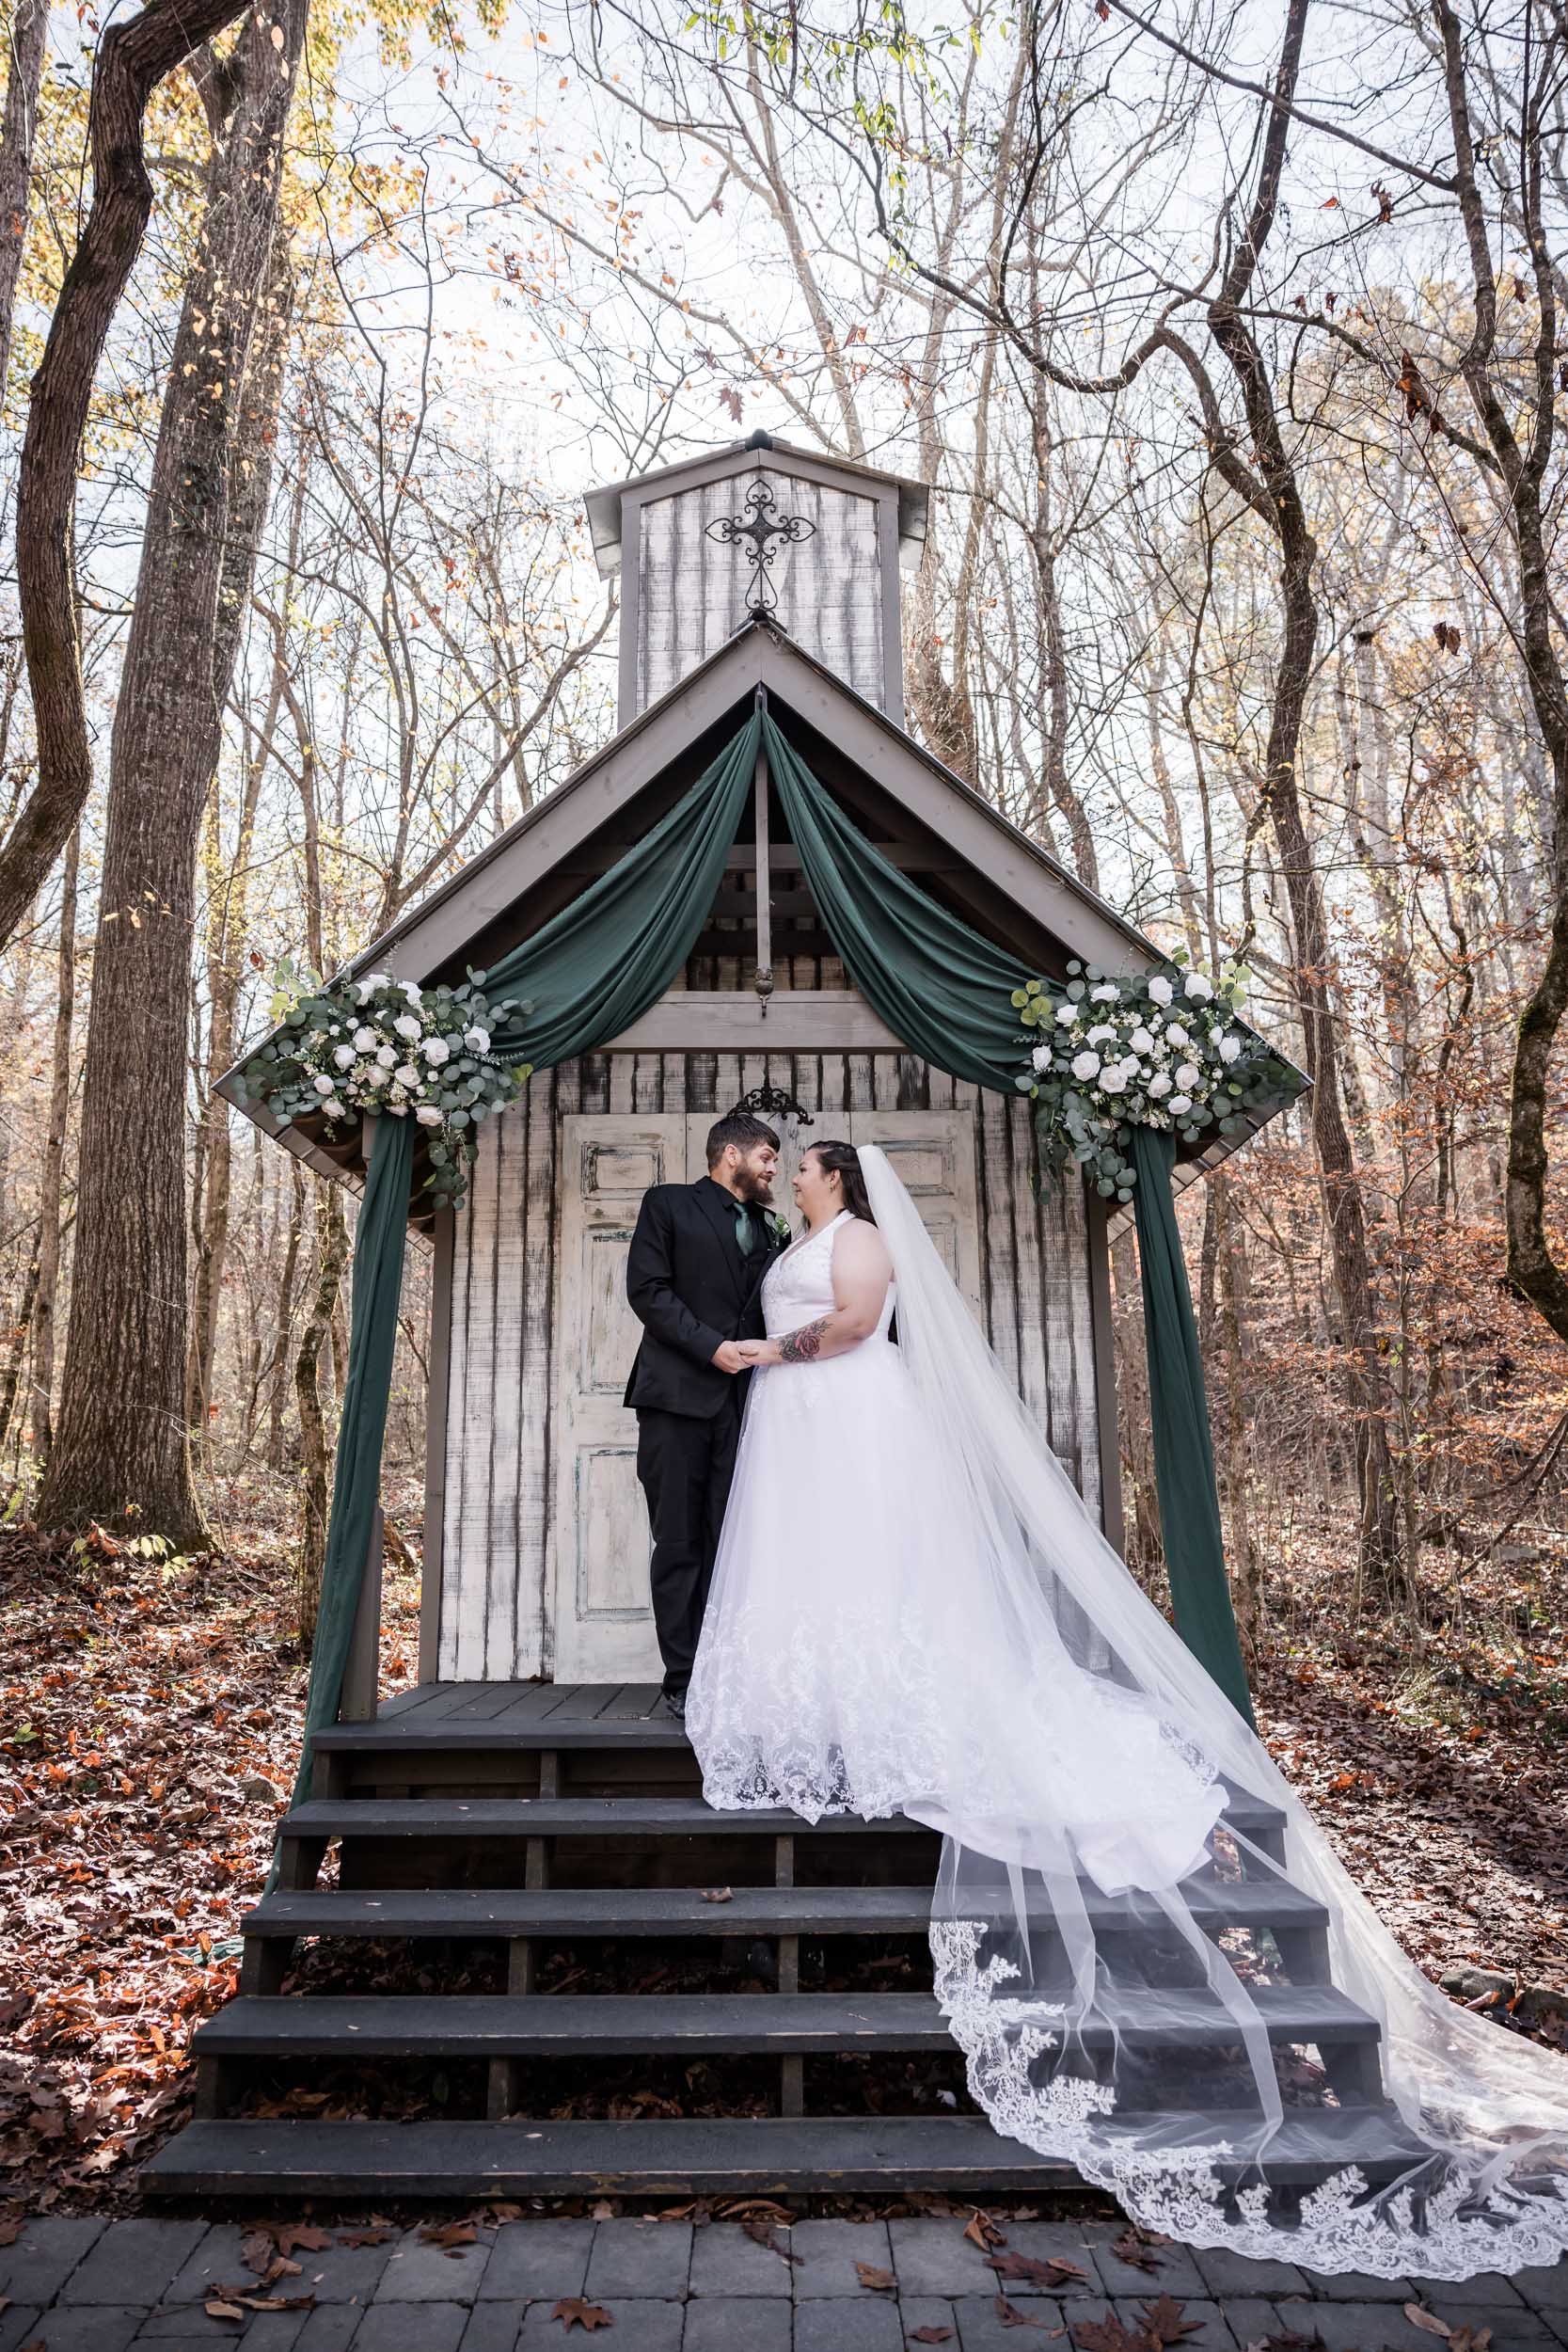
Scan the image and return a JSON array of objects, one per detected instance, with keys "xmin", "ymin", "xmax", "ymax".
[
  {"xmin": 857, "ymin": 2262, "xmax": 897, "ymax": 2292},
  {"xmin": 552, "ymin": 2298, "xmax": 613, "ymax": 2331},
  {"xmin": 1402, "ymin": 2309, "xmax": 1450, "ymax": 2339}
]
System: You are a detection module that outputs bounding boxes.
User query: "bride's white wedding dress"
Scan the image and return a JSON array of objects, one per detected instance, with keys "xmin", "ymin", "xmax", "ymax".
[{"xmin": 686, "ymin": 1150, "xmax": 1568, "ymax": 2280}]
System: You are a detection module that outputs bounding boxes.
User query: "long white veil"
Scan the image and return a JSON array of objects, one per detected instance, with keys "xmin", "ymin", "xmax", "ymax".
[{"xmin": 856, "ymin": 1142, "xmax": 1568, "ymax": 2277}]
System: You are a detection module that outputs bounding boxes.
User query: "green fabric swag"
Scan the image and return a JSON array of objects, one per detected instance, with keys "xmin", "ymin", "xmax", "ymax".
[
  {"xmin": 762, "ymin": 717, "xmax": 1023, "ymax": 1093},
  {"xmin": 284, "ymin": 705, "xmax": 1253, "ymax": 1842},
  {"xmin": 270, "ymin": 1110, "xmax": 415, "ymax": 1881},
  {"xmin": 479, "ymin": 713, "xmax": 762, "ymax": 1065},
  {"xmin": 1130, "ymin": 1126, "xmax": 1256, "ymax": 1725}
]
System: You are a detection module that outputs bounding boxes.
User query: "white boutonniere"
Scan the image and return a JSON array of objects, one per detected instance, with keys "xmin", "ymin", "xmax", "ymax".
[{"xmin": 765, "ymin": 1211, "xmax": 793, "ymax": 1247}]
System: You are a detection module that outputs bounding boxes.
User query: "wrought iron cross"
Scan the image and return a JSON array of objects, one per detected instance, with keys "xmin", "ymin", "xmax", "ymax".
[{"xmin": 705, "ymin": 478, "xmax": 816, "ymax": 614}]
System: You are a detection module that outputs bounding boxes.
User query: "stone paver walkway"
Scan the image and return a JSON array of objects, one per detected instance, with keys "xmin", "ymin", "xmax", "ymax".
[{"xmin": 0, "ymin": 2213, "xmax": 1562, "ymax": 2350}]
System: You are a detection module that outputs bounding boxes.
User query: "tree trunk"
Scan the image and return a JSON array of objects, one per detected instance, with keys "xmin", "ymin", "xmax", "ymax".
[
  {"xmin": 1199, "ymin": 0, "xmax": 1401, "ymax": 1582},
  {"xmin": 0, "ymin": 0, "xmax": 259, "ymax": 951},
  {"xmin": 295, "ymin": 1179, "xmax": 348, "ymax": 1653},
  {"xmin": 188, "ymin": 249, "xmax": 295, "ymax": 1429},
  {"xmin": 0, "ymin": 0, "xmax": 49, "ymax": 401},
  {"xmin": 268, "ymin": 1154, "xmax": 306, "ymax": 1470},
  {"xmin": 27, "ymin": 821, "xmax": 78, "ymax": 1464},
  {"xmin": 39, "ymin": 0, "xmax": 309, "ymax": 1544}
]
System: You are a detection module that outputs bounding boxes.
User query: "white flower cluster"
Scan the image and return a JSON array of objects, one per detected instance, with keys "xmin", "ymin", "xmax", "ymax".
[
  {"xmin": 1014, "ymin": 955, "xmax": 1290, "ymax": 1202},
  {"xmin": 295, "ymin": 970, "xmax": 498, "ymax": 1128},
  {"xmin": 1029, "ymin": 967, "xmax": 1243, "ymax": 1125},
  {"xmin": 245, "ymin": 964, "xmax": 531, "ymax": 1210}
]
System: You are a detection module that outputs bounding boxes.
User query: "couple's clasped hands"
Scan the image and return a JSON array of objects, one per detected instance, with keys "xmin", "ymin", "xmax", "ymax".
[{"xmin": 711, "ymin": 1337, "xmax": 782, "ymax": 1374}]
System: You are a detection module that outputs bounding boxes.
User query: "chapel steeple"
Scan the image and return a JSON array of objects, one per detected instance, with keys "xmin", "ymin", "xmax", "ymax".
[{"xmin": 583, "ymin": 433, "xmax": 927, "ymax": 730}]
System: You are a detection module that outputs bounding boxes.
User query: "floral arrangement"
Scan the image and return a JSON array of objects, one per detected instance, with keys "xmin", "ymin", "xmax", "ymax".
[
  {"xmin": 1013, "ymin": 951, "xmax": 1301, "ymax": 1202},
  {"xmin": 243, "ymin": 964, "xmax": 531, "ymax": 1209}
]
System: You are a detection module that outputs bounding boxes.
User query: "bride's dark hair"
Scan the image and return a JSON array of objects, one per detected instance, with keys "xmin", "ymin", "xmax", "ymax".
[{"xmin": 806, "ymin": 1138, "xmax": 875, "ymax": 1223}]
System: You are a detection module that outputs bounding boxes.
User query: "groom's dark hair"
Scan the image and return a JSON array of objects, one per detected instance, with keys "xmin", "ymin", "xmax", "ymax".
[{"xmin": 705, "ymin": 1111, "xmax": 781, "ymax": 1168}]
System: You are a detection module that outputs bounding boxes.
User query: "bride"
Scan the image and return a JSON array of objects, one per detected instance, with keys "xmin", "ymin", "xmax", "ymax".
[{"xmin": 685, "ymin": 1136, "xmax": 1568, "ymax": 2280}]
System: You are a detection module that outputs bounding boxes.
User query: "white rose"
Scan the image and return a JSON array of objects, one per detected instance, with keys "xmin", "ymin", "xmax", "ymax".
[
  {"xmin": 464, "ymin": 1025, "xmax": 491, "ymax": 1053},
  {"xmin": 1148, "ymin": 976, "xmax": 1174, "ymax": 1006},
  {"xmin": 1165, "ymin": 1022, "xmax": 1190, "ymax": 1050},
  {"xmin": 1070, "ymin": 1051, "xmax": 1101, "ymax": 1081},
  {"xmin": 1219, "ymin": 1034, "xmax": 1243, "ymax": 1064},
  {"xmin": 402, "ymin": 980, "xmax": 423, "ymax": 1007},
  {"xmin": 1175, "ymin": 1061, "xmax": 1200, "ymax": 1089},
  {"xmin": 333, "ymin": 1044, "xmax": 356, "ymax": 1071},
  {"xmin": 1053, "ymin": 1004, "xmax": 1079, "ymax": 1027},
  {"xmin": 376, "ymin": 1044, "xmax": 397, "ymax": 1069},
  {"xmin": 354, "ymin": 1025, "xmax": 378, "ymax": 1053},
  {"xmin": 1168, "ymin": 1093, "xmax": 1193, "ymax": 1115},
  {"xmin": 1032, "ymin": 1043, "xmax": 1053, "ymax": 1073},
  {"xmin": 356, "ymin": 970, "xmax": 390, "ymax": 1004},
  {"xmin": 394, "ymin": 1012, "xmax": 421, "ymax": 1041},
  {"xmin": 416, "ymin": 1104, "xmax": 443, "ymax": 1127},
  {"xmin": 1184, "ymin": 972, "xmax": 1212, "ymax": 1000},
  {"xmin": 1130, "ymin": 1025, "xmax": 1153, "ymax": 1055},
  {"xmin": 1090, "ymin": 982, "xmax": 1120, "ymax": 1002},
  {"xmin": 1148, "ymin": 1072, "xmax": 1173, "ymax": 1097},
  {"xmin": 420, "ymin": 1036, "xmax": 451, "ymax": 1063},
  {"xmin": 321, "ymin": 1095, "xmax": 344, "ymax": 1119},
  {"xmin": 1101, "ymin": 1066, "xmax": 1128, "ymax": 1093},
  {"xmin": 395, "ymin": 1063, "xmax": 420, "ymax": 1089},
  {"xmin": 1086, "ymin": 1023, "xmax": 1117, "ymax": 1046},
  {"xmin": 312, "ymin": 1073, "xmax": 336, "ymax": 1095}
]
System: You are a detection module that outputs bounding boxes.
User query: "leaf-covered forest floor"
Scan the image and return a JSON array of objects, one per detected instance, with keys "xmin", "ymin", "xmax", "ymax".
[{"xmin": 1, "ymin": 1502, "xmax": 1564, "ymax": 2220}]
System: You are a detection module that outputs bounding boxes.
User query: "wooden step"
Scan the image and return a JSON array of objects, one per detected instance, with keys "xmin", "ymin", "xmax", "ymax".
[
  {"xmin": 282, "ymin": 1795, "xmax": 926, "ymax": 1840},
  {"xmin": 280, "ymin": 1792, "xmax": 1293, "ymax": 1857},
  {"xmin": 194, "ymin": 1983, "xmax": 1382, "ymax": 2061},
  {"xmin": 140, "ymin": 2106, "xmax": 1431, "ymax": 2199},
  {"xmin": 244, "ymin": 1883, "xmax": 941, "ymax": 1941}
]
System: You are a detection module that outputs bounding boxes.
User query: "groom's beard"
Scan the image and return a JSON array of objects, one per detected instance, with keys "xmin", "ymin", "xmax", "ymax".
[{"xmin": 734, "ymin": 1169, "xmax": 774, "ymax": 1204}]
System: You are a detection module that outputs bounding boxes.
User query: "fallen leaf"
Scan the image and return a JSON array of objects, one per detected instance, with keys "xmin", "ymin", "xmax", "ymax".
[
  {"xmin": 271, "ymin": 2224, "xmax": 332, "ymax": 2256},
  {"xmin": 552, "ymin": 2298, "xmax": 613, "ymax": 2332},
  {"xmin": 420, "ymin": 2220, "xmax": 478, "ymax": 2249},
  {"xmin": 1110, "ymin": 2230, "xmax": 1163, "ymax": 2274},
  {"xmin": 991, "ymin": 2250, "xmax": 1074, "ymax": 2289},
  {"xmin": 1403, "ymin": 2310, "xmax": 1451, "ymax": 2339},
  {"xmin": 701, "ymin": 1887, "xmax": 733, "ymax": 1903},
  {"xmin": 1138, "ymin": 2295, "xmax": 1205, "ymax": 2344},
  {"xmin": 742, "ymin": 2218, "xmax": 800, "ymax": 2264},
  {"xmin": 858, "ymin": 2262, "xmax": 897, "ymax": 2291},
  {"xmin": 910, "ymin": 2331, "xmax": 956, "ymax": 2345},
  {"xmin": 997, "ymin": 2296, "xmax": 1051, "ymax": 2330},
  {"xmin": 1449, "ymin": 2329, "xmax": 1493, "ymax": 2352},
  {"xmin": 203, "ymin": 2300, "xmax": 247, "ymax": 2323},
  {"xmin": 1072, "ymin": 2312, "xmax": 1157, "ymax": 2352},
  {"xmin": 965, "ymin": 2209, "xmax": 1007, "ymax": 2250}
]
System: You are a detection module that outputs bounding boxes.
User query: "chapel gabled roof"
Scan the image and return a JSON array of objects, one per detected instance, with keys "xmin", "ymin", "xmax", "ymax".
[{"xmin": 219, "ymin": 612, "xmax": 1307, "ymax": 1216}]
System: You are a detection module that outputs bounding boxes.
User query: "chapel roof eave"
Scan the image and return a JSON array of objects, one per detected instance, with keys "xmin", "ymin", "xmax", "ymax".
[{"xmin": 217, "ymin": 612, "xmax": 1308, "ymax": 1200}]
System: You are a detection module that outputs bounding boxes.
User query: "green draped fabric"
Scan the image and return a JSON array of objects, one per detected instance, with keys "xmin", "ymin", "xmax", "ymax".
[
  {"xmin": 480, "ymin": 714, "xmax": 761, "ymax": 1066},
  {"xmin": 282, "ymin": 705, "xmax": 1253, "ymax": 1836},
  {"xmin": 762, "ymin": 717, "xmax": 1023, "ymax": 1093},
  {"xmin": 270, "ymin": 1111, "xmax": 415, "ymax": 1880},
  {"xmin": 1130, "ymin": 1126, "xmax": 1256, "ymax": 1725}
]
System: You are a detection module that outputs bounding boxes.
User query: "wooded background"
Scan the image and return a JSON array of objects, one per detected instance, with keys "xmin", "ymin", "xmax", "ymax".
[{"xmin": 0, "ymin": 0, "xmax": 1563, "ymax": 1679}]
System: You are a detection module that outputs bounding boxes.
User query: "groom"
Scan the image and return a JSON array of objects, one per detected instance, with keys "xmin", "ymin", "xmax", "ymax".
[{"xmin": 624, "ymin": 1111, "xmax": 787, "ymax": 1718}]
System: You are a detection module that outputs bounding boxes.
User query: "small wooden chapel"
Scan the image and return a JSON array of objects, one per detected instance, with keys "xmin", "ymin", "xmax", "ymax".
[
  {"xmin": 142, "ymin": 436, "xmax": 1383, "ymax": 2207},
  {"xmin": 224, "ymin": 433, "xmax": 1272, "ymax": 1696}
]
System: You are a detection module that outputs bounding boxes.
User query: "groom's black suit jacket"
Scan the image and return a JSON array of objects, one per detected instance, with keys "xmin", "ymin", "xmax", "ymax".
[{"xmin": 624, "ymin": 1178, "xmax": 787, "ymax": 1419}]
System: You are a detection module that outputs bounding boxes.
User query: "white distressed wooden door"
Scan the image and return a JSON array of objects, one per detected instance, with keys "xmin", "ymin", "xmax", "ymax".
[
  {"xmin": 847, "ymin": 1108, "xmax": 982, "ymax": 1320},
  {"xmin": 550, "ymin": 1117, "xmax": 687, "ymax": 1682}
]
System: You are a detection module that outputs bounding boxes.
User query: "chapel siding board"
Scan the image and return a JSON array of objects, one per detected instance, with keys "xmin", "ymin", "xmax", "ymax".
[
  {"xmin": 435, "ymin": 1051, "xmax": 1106, "ymax": 1682},
  {"xmin": 636, "ymin": 473, "xmax": 886, "ymax": 715}
]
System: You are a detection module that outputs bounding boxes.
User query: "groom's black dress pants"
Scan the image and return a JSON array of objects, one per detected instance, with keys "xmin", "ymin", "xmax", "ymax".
[{"xmin": 636, "ymin": 1389, "xmax": 745, "ymax": 1700}]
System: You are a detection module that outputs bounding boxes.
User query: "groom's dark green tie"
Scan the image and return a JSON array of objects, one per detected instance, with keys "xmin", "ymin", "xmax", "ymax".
[{"xmin": 733, "ymin": 1200, "xmax": 756, "ymax": 1256}]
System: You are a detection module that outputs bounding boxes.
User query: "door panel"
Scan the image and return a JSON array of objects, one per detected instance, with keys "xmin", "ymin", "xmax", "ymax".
[
  {"xmin": 550, "ymin": 1116, "xmax": 687, "ymax": 1681},
  {"xmin": 847, "ymin": 1109, "xmax": 982, "ymax": 1321}
]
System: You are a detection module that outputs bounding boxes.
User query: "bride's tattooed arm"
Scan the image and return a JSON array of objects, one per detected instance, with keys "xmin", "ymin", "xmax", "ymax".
[
  {"xmin": 778, "ymin": 1317, "xmax": 830, "ymax": 1364},
  {"xmin": 741, "ymin": 1223, "xmax": 895, "ymax": 1368}
]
